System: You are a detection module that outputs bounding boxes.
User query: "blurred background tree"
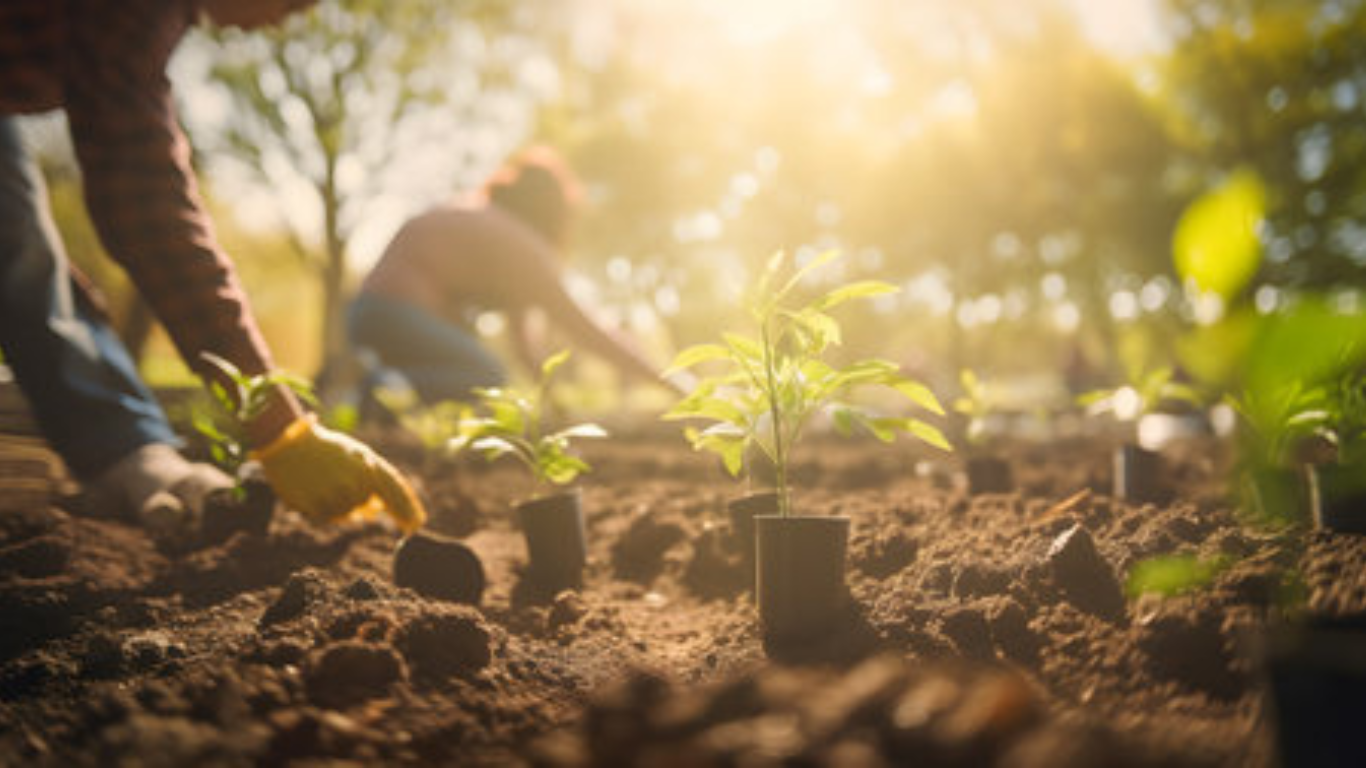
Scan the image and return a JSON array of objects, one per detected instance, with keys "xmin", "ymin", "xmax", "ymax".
[
  {"xmin": 1160, "ymin": 0, "xmax": 1366, "ymax": 293},
  {"xmin": 182, "ymin": 0, "xmax": 541, "ymax": 391}
]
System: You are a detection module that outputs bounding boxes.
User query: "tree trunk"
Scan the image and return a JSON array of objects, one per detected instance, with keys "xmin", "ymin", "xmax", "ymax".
[{"xmin": 315, "ymin": 161, "xmax": 354, "ymax": 402}]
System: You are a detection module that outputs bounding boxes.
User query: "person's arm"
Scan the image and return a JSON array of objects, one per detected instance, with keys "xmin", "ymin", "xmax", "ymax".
[
  {"xmin": 493, "ymin": 227, "xmax": 670, "ymax": 392},
  {"xmin": 61, "ymin": 1, "xmax": 423, "ymax": 532},
  {"xmin": 506, "ymin": 307, "xmax": 545, "ymax": 378},
  {"xmin": 63, "ymin": 0, "xmax": 305, "ymax": 446}
]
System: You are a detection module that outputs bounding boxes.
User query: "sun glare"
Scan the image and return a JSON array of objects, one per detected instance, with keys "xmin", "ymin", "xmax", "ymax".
[
  {"xmin": 697, "ymin": 0, "xmax": 844, "ymax": 44},
  {"xmin": 1067, "ymin": 0, "xmax": 1165, "ymax": 57}
]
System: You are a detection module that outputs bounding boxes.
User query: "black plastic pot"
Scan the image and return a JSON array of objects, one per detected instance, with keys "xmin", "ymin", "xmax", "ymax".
[
  {"xmin": 393, "ymin": 531, "xmax": 485, "ymax": 605},
  {"xmin": 200, "ymin": 477, "xmax": 274, "ymax": 545},
  {"xmin": 515, "ymin": 490, "xmax": 587, "ymax": 592},
  {"xmin": 726, "ymin": 491, "xmax": 780, "ymax": 590},
  {"xmin": 1113, "ymin": 443, "xmax": 1163, "ymax": 503},
  {"xmin": 965, "ymin": 455, "xmax": 1012, "ymax": 494},
  {"xmin": 1244, "ymin": 467, "xmax": 1308, "ymax": 527},
  {"xmin": 755, "ymin": 514, "xmax": 849, "ymax": 643},
  {"xmin": 1263, "ymin": 614, "xmax": 1366, "ymax": 768},
  {"xmin": 1307, "ymin": 462, "xmax": 1366, "ymax": 535}
]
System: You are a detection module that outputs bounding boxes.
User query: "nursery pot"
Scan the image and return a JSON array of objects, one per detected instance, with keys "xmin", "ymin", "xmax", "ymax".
[
  {"xmin": 515, "ymin": 490, "xmax": 587, "ymax": 591},
  {"xmin": 1244, "ymin": 467, "xmax": 1308, "ymax": 527},
  {"xmin": 726, "ymin": 491, "xmax": 781, "ymax": 590},
  {"xmin": 1307, "ymin": 462, "xmax": 1366, "ymax": 535},
  {"xmin": 755, "ymin": 514, "xmax": 850, "ymax": 643},
  {"xmin": 1263, "ymin": 613, "xmax": 1366, "ymax": 768},
  {"xmin": 1113, "ymin": 443, "xmax": 1163, "ymax": 503},
  {"xmin": 965, "ymin": 455, "xmax": 1012, "ymax": 495}
]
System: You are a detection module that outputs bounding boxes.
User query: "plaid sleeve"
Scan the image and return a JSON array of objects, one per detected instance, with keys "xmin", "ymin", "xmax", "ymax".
[{"xmin": 62, "ymin": 0, "xmax": 277, "ymax": 380}]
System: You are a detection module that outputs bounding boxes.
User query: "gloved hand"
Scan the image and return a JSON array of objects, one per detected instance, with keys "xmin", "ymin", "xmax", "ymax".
[
  {"xmin": 250, "ymin": 414, "xmax": 426, "ymax": 533},
  {"xmin": 90, "ymin": 443, "xmax": 235, "ymax": 543}
]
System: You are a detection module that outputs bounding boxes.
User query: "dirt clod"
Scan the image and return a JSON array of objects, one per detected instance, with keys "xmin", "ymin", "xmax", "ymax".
[
  {"xmin": 260, "ymin": 569, "xmax": 329, "ymax": 626},
  {"xmin": 1044, "ymin": 524, "xmax": 1126, "ymax": 623},
  {"xmin": 304, "ymin": 641, "xmax": 406, "ymax": 708},
  {"xmin": 397, "ymin": 608, "xmax": 493, "ymax": 677}
]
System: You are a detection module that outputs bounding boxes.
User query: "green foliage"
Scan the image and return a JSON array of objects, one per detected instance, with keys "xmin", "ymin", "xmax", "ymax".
[
  {"xmin": 1172, "ymin": 168, "xmax": 1266, "ymax": 304},
  {"xmin": 664, "ymin": 250, "xmax": 949, "ymax": 516},
  {"xmin": 952, "ymin": 369, "xmax": 1001, "ymax": 447},
  {"xmin": 448, "ymin": 351, "xmax": 608, "ymax": 489},
  {"xmin": 1078, "ymin": 366, "xmax": 1203, "ymax": 423},
  {"xmin": 1125, "ymin": 553, "xmax": 1232, "ymax": 598},
  {"xmin": 194, "ymin": 352, "xmax": 320, "ymax": 473},
  {"xmin": 1227, "ymin": 299, "xmax": 1366, "ymax": 471}
]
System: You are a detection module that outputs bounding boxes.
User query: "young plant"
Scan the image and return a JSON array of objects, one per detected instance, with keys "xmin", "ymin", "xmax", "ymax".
[
  {"xmin": 193, "ymin": 352, "xmax": 320, "ymax": 477},
  {"xmin": 448, "ymin": 350, "xmax": 607, "ymax": 492},
  {"xmin": 664, "ymin": 250, "xmax": 950, "ymax": 517},
  {"xmin": 1078, "ymin": 365, "xmax": 1202, "ymax": 429},
  {"xmin": 953, "ymin": 368, "xmax": 999, "ymax": 448}
]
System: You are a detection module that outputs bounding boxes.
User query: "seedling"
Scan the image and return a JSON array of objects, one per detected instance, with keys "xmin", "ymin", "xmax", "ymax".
[
  {"xmin": 194, "ymin": 352, "xmax": 320, "ymax": 477},
  {"xmin": 664, "ymin": 250, "xmax": 949, "ymax": 517},
  {"xmin": 1078, "ymin": 365, "xmax": 1203, "ymax": 428},
  {"xmin": 448, "ymin": 350, "xmax": 607, "ymax": 491},
  {"xmin": 447, "ymin": 350, "xmax": 605, "ymax": 590},
  {"xmin": 952, "ymin": 368, "xmax": 998, "ymax": 448}
]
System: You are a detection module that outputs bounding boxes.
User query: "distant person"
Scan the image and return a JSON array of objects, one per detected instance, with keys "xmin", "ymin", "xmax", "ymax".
[
  {"xmin": 0, "ymin": 0, "xmax": 425, "ymax": 536},
  {"xmin": 348, "ymin": 147, "xmax": 674, "ymax": 404}
]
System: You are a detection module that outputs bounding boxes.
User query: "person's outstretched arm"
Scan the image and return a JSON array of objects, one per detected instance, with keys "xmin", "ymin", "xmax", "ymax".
[
  {"xmin": 62, "ymin": 0, "xmax": 424, "ymax": 532},
  {"xmin": 488, "ymin": 222, "xmax": 672, "ymax": 393}
]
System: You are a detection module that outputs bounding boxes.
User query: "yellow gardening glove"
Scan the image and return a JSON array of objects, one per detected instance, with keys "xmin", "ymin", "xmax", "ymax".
[{"xmin": 250, "ymin": 414, "xmax": 427, "ymax": 533}]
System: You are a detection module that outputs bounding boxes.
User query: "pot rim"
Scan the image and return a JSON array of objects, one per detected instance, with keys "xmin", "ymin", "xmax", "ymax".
[
  {"xmin": 753, "ymin": 513, "xmax": 850, "ymax": 524},
  {"xmin": 515, "ymin": 487, "xmax": 581, "ymax": 511}
]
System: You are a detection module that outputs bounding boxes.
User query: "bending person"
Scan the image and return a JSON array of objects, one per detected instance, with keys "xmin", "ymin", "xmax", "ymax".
[
  {"xmin": 0, "ymin": 0, "xmax": 425, "ymax": 535},
  {"xmin": 349, "ymin": 147, "xmax": 673, "ymax": 404}
]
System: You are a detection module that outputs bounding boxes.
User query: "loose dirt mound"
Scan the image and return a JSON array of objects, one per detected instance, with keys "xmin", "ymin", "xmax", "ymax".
[{"xmin": 2, "ymin": 425, "xmax": 1363, "ymax": 766}]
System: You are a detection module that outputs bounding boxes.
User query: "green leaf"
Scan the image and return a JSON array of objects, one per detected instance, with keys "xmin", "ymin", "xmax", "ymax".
[
  {"xmin": 691, "ymin": 424, "xmax": 748, "ymax": 477},
  {"xmin": 864, "ymin": 416, "xmax": 900, "ymax": 442},
  {"xmin": 901, "ymin": 417, "xmax": 952, "ymax": 452},
  {"xmin": 787, "ymin": 308, "xmax": 842, "ymax": 351},
  {"xmin": 472, "ymin": 435, "xmax": 523, "ymax": 460},
  {"xmin": 722, "ymin": 332, "xmax": 764, "ymax": 362},
  {"xmin": 541, "ymin": 349, "xmax": 572, "ymax": 380},
  {"xmin": 811, "ymin": 280, "xmax": 899, "ymax": 312},
  {"xmin": 663, "ymin": 396, "xmax": 748, "ymax": 426},
  {"xmin": 552, "ymin": 423, "xmax": 609, "ymax": 441},
  {"xmin": 775, "ymin": 249, "xmax": 840, "ymax": 304},
  {"xmin": 1126, "ymin": 554, "xmax": 1232, "ymax": 598},
  {"xmin": 892, "ymin": 378, "xmax": 946, "ymax": 416},
  {"xmin": 539, "ymin": 451, "xmax": 590, "ymax": 486},
  {"xmin": 1172, "ymin": 168, "xmax": 1265, "ymax": 303},
  {"xmin": 665, "ymin": 344, "xmax": 732, "ymax": 375}
]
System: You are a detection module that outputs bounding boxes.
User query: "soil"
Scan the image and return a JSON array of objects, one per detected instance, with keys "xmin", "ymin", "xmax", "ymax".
[{"xmin": 2, "ymin": 417, "xmax": 1365, "ymax": 767}]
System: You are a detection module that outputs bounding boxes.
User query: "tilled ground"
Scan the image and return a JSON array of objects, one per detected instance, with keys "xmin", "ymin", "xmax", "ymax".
[{"xmin": 1, "ymin": 420, "xmax": 1363, "ymax": 766}]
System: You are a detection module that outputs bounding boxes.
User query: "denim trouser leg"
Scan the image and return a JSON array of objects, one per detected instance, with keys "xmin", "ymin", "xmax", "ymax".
[
  {"xmin": 0, "ymin": 117, "xmax": 177, "ymax": 481},
  {"xmin": 347, "ymin": 292, "xmax": 506, "ymax": 403}
]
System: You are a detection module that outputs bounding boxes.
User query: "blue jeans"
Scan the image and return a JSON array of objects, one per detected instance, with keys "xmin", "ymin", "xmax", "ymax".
[
  {"xmin": 347, "ymin": 292, "xmax": 506, "ymax": 403},
  {"xmin": 0, "ymin": 117, "xmax": 177, "ymax": 481}
]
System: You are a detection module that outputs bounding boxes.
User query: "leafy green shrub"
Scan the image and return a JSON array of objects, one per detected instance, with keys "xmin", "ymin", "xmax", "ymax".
[
  {"xmin": 448, "ymin": 350, "xmax": 607, "ymax": 490},
  {"xmin": 664, "ymin": 250, "xmax": 949, "ymax": 516}
]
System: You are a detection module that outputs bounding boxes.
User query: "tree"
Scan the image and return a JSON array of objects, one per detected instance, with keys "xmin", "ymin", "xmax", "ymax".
[
  {"xmin": 1159, "ymin": 0, "xmax": 1366, "ymax": 291},
  {"xmin": 188, "ymin": 0, "xmax": 530, "ymax": 391}
]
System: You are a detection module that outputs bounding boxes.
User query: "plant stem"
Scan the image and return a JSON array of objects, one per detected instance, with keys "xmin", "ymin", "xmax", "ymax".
[{"xmin": 760, "ymin": 318, "xmax": 791, "ymax": 517}]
